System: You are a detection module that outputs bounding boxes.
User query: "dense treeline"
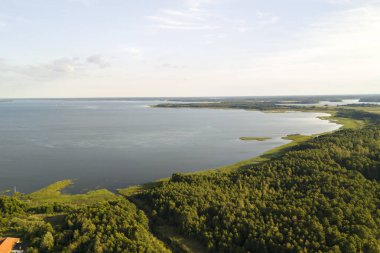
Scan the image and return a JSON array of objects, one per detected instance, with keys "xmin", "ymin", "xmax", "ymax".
[
  {"xmin": 295, "ymin": 129, "xmax": 380, "ymax": 180},
  {"xmin": 360, "ymin": 96, "xmax": 380, "ymax": 103},
  {"xmin": 343, "ymin": 104, "xmax": 380, "ymax": 108},
  {"xmin": 55, "ymin": 200, "xmax": 169, "ymax": 253},
  {"xmin": 157, "ymin": 97, "xmax": 380, "ymax": 114},
  {"xmin": 336, "ymin": 109, "xmax": 380, "ymax": 124},
  {"xmin": 139, "ymin": 128, "xmax": 380, "ymax": 253},
  {"xmin": 0, "ymin": 198, "xmax": 169, "ymax": 253},
  {"xmin": 166, "ymin": 95, "xmax": 371, "ymax": 104},
  {"xmin": 0, "ymin": 195, "xmax": 26, "ymax": 215},
  {"xmin": 0, "ymin": 195, "xmax": 27, "ymax": 231},
  {"xmin": 155, "ymin": 101, "xmax": 295, "ymax": 111}
]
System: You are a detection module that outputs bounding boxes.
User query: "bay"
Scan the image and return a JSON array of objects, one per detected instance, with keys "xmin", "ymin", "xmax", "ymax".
[{"xmin": 0, "ymin": 100, "xmax": 340, "ymax": 193}]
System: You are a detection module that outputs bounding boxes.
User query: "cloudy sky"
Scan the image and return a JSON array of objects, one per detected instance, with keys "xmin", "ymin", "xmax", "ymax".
[{"xmin": 0, "ymin": 0, "xmax": 379, "ymax": 98}]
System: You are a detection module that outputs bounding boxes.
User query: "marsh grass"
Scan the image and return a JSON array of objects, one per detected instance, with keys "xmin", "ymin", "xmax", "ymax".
[{"xmin": 26, "ymin": 180, "xmax": 118, "ymax": 205}]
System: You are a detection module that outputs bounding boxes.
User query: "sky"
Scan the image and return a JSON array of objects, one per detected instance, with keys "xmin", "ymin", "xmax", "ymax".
[{"xmin": 0, "ymin": 0, "xmax": 380, "ymax": 98}]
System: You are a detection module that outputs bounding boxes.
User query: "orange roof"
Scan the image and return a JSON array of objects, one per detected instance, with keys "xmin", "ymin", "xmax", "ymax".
[{"xmin": 0, "ymin": 237, "xmax": 20, "ymax": 253}]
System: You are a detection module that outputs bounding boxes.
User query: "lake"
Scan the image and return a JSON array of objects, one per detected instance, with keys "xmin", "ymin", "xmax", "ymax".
[{"xmin": 0, "ymin": 100, "xmax": 340, "ymax": 193}]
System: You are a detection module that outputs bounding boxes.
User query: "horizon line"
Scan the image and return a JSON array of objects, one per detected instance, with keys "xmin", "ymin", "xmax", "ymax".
[{"xmin": 1, "ymin": 93, "xmax": 380, "ymax": 100}]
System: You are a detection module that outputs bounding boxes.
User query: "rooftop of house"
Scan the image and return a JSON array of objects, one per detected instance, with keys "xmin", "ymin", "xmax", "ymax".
[{"xmin": 0, "ymin": 238, "xmax": 21, "ymax": 253}]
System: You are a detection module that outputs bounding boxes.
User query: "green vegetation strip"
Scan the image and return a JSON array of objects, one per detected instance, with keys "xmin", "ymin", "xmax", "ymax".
[
  {"xmin": 239, "ymin": 136, "xmax": 271, "ymax": 141},
  {"xmin": 26, "ymin": 180, "xmax": 118, "ymax": 205},
  {"xmin": 118, "ymin": 181, "xmax": 167, "ymax": 197}
]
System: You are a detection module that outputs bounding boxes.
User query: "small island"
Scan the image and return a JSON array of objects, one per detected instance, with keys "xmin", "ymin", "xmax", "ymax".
[{"xmin": 240, "ymin": 136, "xmax": 271, "ymax": 141}]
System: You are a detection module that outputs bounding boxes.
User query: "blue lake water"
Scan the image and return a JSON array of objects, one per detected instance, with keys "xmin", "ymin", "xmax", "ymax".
[{"xmin": 0, "ymin": 100, "xmax": 340, "ymax": 193}]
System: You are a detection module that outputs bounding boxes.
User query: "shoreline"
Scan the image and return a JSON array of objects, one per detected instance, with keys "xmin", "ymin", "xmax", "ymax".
[
  {"xmin": 118, "ymin": 107, "xmax": 361, "ymax": 196},
  {"xmin": 23, "ymin": 106, "xmax": 356, "ymax": 198},
  {"xmin": 23, "ymin": 132, "xmax": 318, "ymax": 201}
]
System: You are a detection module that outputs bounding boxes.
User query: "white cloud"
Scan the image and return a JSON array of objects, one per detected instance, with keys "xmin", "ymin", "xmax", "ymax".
[
  {"xmin": 238, "ymin": 5, "xmax": 380, "ymax": 93},
  {"xmin": 3, "ymin": 0, "xmax": 379, "ymax": 97},
  {"xmin": 147, "ymin": 1, "xmax": 279, "ymax": 33},
  {"xmin": 115, "ymin": 46, "xmax": 143, "ymax": 60},
  {"xmin": 185, "ymin": 0, "xmax": 218, "ymax": 8},
  {"xmin": 122, "ymin": 47, "xmax": 141, "ymax": 56},
  {"xmin": 161, "ymin": 63, "xmax": 187, "ymax": 69},
  {"xmin": 44, "ymin": 58, "xmax": 79, "ymax": 73},
  {"xmin": 86, "ymin": 55, "xmax": 109, "ymax": 68},
  {"xmin": 255, "ymin": 11, "xmax": 280, "ymax": 25},
  {"xmin": 0, "ymin": 56, "xmax": 109, "ymax": 82},
  {"xmin": 147, "ymin": 0, "xmax": 240, "ymax": 31},
  {"xmin": 147, "ymin": 8, "xmax": 220, "ymax": 30}
]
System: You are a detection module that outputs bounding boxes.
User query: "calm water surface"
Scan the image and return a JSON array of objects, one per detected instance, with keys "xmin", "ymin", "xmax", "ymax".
[{"xmin": 0, "ymin": 100, "xmax": 340, "ymax": 193}]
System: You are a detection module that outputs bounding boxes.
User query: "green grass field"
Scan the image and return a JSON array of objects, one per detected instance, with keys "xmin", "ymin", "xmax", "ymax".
[
  {"xmin": 26, "ymin": 180, "xmax": 119, "ymax": 205},
  {"xmin": 318, "ymin": 113, "xmax": 365, "ymax": 129}
]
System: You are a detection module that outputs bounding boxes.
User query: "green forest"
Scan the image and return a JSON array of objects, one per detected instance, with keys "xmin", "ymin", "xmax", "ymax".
[
  {"xmin": 139, "ymin": 128, "xmax": 380, "ymax": 252},
  {"xmin": 1, "ymin": 105, "xmax": 380, "ymax": 253},
  {"xmin": 1, "ymin": 197, "xmax": 169, "ymax": 253}
]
